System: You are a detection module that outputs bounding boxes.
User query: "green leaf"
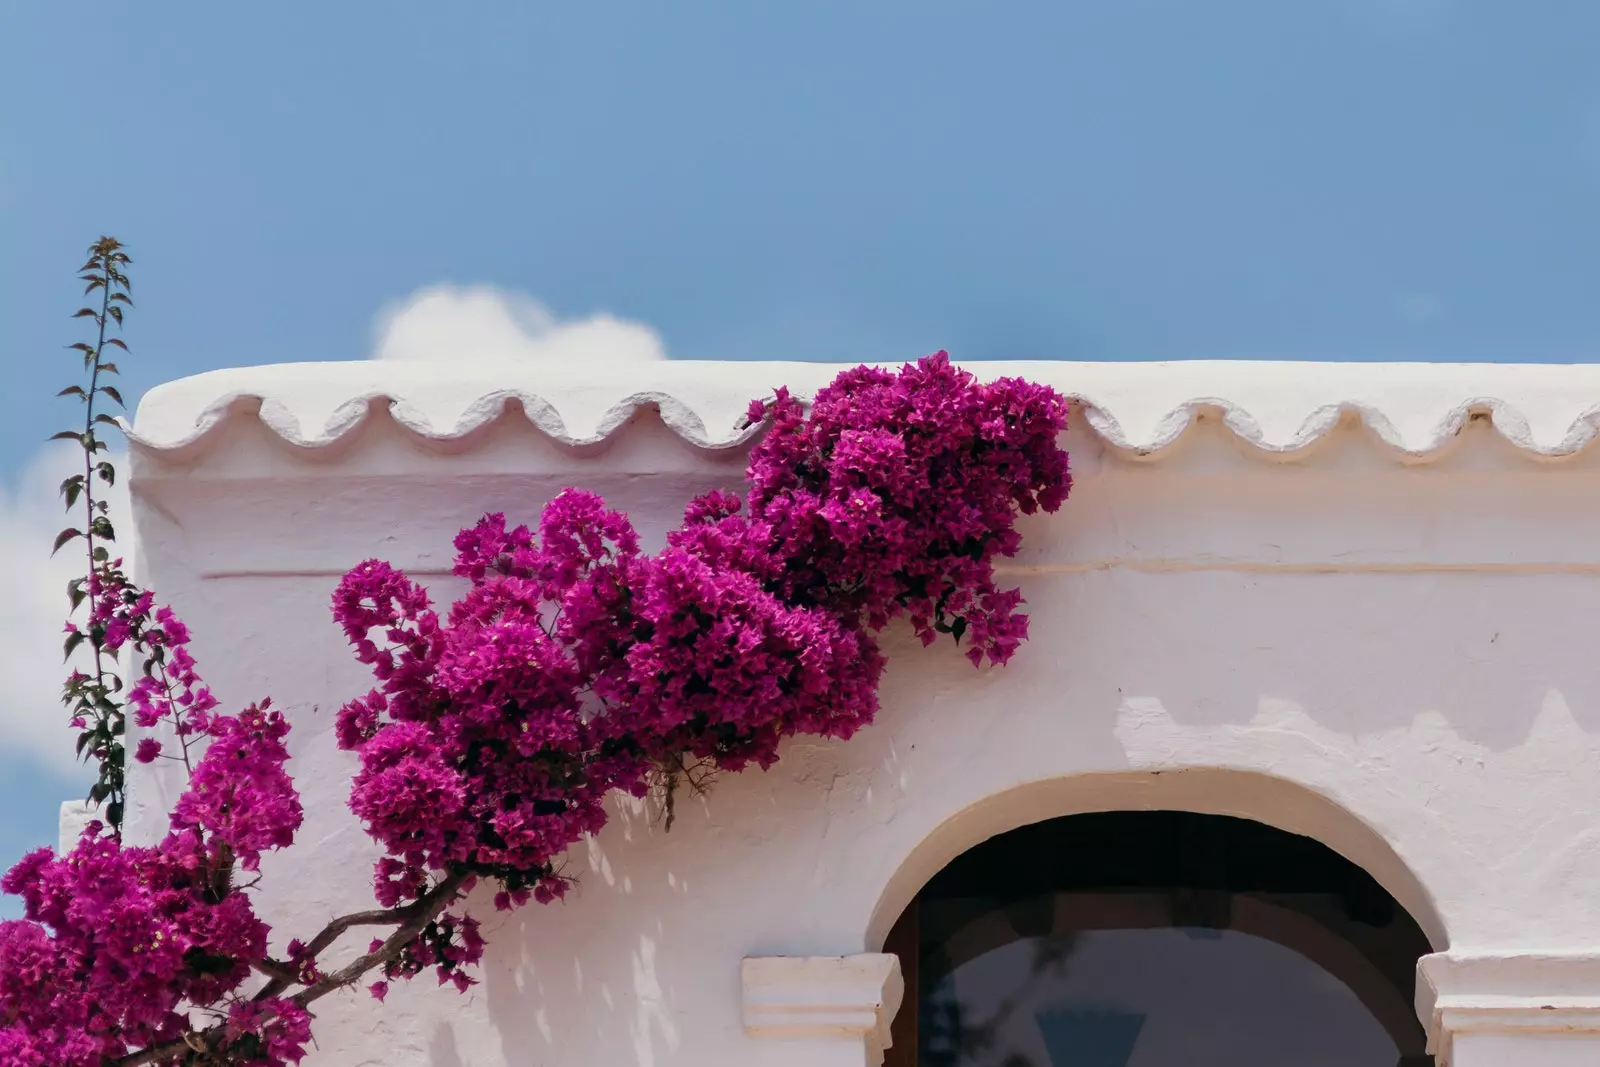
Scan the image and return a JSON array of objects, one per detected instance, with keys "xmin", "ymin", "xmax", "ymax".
[
  {"xmin": 49, "ymin": 430, "xmax": 83, "ymax": 444},
  {"xmin": 72, "ymin": 308, "xmax": 99, "ymax": 320},
  {"xmin": 60, "ymin": 475, "xmax": 84, "ymax": 508},
  {"xmin": 75, "ymin": 732, "xmax": 92, "ymax": 755},
  {"xmin": 63, "ymin": 630, "xmax": 86, "ymax": 661},
  {"xmin": 96, "ymin": 461, "xmax": 116, "ymax": 485},
  {"xmin": 67, "ymin": 577, "xmax": 87, "ymax": 610},
  {"xmin": 107, "ymin": 306, "xmax": 123, "ymax": 326},
  {"xmin": 92, "ymin": 546, "xmax": 109, "ymax": 563},
  {"xmin": 96, "ymin": 362, "xmax": 119, "ymax": 375},
  {"xmin": 68, "ymin": 342, "xmax": 94, "ymax": 355},
  {"xmin": 90, "ymin": 516, "xmax": 114, "ymax": 540},
  {"xmin": 109, "ymin": 293, "xmax": 133, "ymax": 306},
  {"xmin": 52, "ymin": 528, "xmax": 82, "ymax": 554},
  {"xmin": 82, "ymin": 278, "xmax": 105, "ymax": 294},
  {"xmin": 103, "ymin": 338, "xmax": 128, "ymax": 352},
  {"xmin": 57, "ymin": 385, "xmax": 86, "ymax": 398},
  {"xmin": 88, "ymin": 782, "xmax": 109, "ymax": 804},
  {"xmin": 93, "ymin": 413, "xmax": 120, "ymax": 427}
]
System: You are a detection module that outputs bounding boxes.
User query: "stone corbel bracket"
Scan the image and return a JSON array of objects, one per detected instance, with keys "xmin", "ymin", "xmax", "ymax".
[
  {"xmin": 742, "ymin": 954, "xmax": 904, "ymax": 1066},
  {"xmin": 1419, "ymin": 951, "xmax": 1600, "ymax": 1065}
]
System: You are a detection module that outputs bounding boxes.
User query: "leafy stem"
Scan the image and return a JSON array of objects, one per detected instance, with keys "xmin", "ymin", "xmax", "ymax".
[{"xmin": 56, "ymin": 236, "xmax": 132, "ymax": 831}]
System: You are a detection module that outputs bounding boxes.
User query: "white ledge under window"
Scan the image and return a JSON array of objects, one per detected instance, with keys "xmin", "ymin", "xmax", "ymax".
[{"xmin": 742, "ymin": 954, "xmax": 904, "ymax": 1067}]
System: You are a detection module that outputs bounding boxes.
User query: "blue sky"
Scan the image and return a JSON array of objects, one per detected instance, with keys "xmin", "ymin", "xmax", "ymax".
[{"xmin": 3, "ymin": 1, "xmax": 1600, "ymax": 910}]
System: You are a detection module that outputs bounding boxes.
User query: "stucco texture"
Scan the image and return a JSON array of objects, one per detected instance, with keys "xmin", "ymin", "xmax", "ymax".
[{"xmin": 121, "ymin": 360, "xmax": 1600, "ymax": 1065}]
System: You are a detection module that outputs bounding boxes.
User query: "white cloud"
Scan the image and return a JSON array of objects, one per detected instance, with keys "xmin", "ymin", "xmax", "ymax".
[
  {"xmin": 6, "ymin": 286, "xmax": 664, "ymax": 774},
  {"xmin": 0, "ymin": 443, "xmax": 129, "ymax": 773},
  {"xmin": 371, "ymin": 285, "xmax": 668, "ymax": 365}
]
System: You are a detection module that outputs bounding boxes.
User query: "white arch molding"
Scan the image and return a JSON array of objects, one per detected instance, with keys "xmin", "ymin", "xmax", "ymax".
[
  {"xmin": 738, "ymin": 769, "xmax": 1600, "ymax": 1065},
  {"xmin": 744, "ymin": 768, "xmax": 1452, "ymax": 1067},
  {"xmin": 862, "ymin": 768, "xmax": 1449, "ymax": 956}
]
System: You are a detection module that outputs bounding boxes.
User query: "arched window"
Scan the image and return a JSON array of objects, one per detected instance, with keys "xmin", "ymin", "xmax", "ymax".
[{"xmin": 884, "ymin": 812, "xmax": 1433, "ymax": 1067}]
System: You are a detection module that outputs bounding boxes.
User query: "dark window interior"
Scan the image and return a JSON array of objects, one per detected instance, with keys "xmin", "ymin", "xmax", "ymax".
[{"xmin": 883, "ymin": 812, "xmax": 1435, "ymax": 1067}]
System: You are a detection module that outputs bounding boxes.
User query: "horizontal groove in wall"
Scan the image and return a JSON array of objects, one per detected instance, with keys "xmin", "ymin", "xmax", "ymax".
[
  {"xmin": 197, "ymin": 560, "xmax": 1600, "ymax": 581},
  {"xmin": 995, "ymin": 560, "xmax": 1600, "ymax": 575}
]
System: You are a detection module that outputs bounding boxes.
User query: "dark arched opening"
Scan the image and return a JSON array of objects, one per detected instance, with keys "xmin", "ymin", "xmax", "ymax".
[{"xmin": 883, "ymin": 811, "xmax": 1433, "ymax": 1067}]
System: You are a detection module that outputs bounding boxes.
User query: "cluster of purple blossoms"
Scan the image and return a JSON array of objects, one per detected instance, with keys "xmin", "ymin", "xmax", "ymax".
[
  {"xmin": 0, "ymin": 353, "xmax": 1068, "ymax": 1065},
  {"xmin": 0, "ymin": 566, "xmax": 305, "ymax": 1066},
  {"xmin": 332, "ymin": 352, "xmax": 1071, "ymax": 985}
]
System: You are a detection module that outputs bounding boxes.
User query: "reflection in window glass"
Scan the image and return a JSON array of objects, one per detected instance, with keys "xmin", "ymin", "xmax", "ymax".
[{"xmin": 923, "ymin": 925, "xmax": 1398, "ymax": 1067}]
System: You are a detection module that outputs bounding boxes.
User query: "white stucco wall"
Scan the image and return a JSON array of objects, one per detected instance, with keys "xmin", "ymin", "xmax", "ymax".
[{"xmin": 120, "ymin": 360, "xmax": 1600, "ymax": 1065}]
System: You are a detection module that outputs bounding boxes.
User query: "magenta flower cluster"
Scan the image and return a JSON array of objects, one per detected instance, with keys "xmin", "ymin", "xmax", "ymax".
[
  {"xmin": 0, "ymin": 353, "xmax": 1068, "ymax": 1065},
  {"xmin": 0, "ymin": 566, "xmax": 305, "ymax": 1066},
  {"xmin": 332, "ymin": 353, "xmax": 1070, "ymax": 969}
]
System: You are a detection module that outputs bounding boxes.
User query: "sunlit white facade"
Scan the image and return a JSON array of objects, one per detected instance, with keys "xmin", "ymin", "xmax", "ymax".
[{"xmin": 98, "ymin": 359, "xmax": 1600, "ymax": 1066}]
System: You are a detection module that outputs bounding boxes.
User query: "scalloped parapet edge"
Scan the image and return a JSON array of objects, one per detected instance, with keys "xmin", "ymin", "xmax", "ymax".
[{"xmin": 125, "ymin": 358, "xmax": 1600, "ymax": 463}]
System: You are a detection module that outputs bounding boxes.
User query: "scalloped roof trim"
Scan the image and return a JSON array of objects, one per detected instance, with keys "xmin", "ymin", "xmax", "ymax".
[{"xmin": 126, "ymin": 359, "xmax": 1600, "ymax": 462}]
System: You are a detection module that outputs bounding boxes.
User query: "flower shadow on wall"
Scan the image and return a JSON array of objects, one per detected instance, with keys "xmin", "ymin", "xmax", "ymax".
[{"xmin": 471, "ymin": 784, "xmax": 721, "ymax": 1064}]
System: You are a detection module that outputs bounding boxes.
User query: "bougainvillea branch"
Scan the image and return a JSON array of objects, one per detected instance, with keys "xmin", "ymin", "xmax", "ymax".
[
  {"xmin": 0, "ymin": 238, "xmax": 1071, "ymax": 1066},
  {"xmin": 113, "ymin": 873, "xmax": 472, "ymax": 1067}
]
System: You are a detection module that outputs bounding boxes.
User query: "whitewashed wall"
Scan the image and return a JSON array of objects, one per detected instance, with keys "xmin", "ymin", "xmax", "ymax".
[{"xmin": 118, "ymin": 360, "xmax": 1600, "ymax": 1066}]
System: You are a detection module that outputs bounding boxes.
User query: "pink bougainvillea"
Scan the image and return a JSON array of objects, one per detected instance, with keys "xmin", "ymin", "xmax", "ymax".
[
  {"xmin": 333, "ymin": 351, "xmax": 1070, "ymax": 969},
  {"xmin": 0, "ymin": 673, "xmax": 301, "ymax": 1065},
  {"xmin": 0, "ymin": 352, "xmax": 1069, "ymax": 1065}
]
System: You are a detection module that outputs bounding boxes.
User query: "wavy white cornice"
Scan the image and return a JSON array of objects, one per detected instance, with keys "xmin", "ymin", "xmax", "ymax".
[{"xmin": 125, "ymin": 359, "xmax": 1600, "ymax": 463}]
